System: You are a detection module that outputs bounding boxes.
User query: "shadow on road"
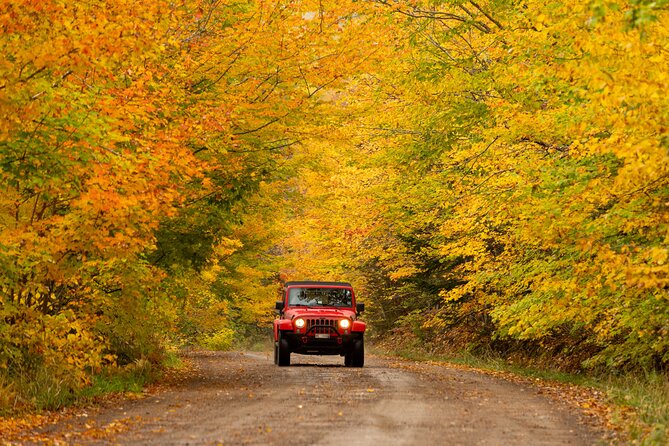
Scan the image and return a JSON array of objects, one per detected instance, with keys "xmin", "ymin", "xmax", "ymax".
[{"xmin": 287, "ymin": 363, "xmax": 346, "ymax": 368}]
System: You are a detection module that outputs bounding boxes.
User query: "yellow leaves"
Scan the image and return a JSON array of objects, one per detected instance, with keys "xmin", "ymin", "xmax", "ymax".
[
  {"xmin": 213, "ymin": 238, "xmax": 244, "ymax": 258},
  {"xmin": 388, "ymin": 266, "xmax": 421, "ymax": 282},
  {"xmin": 440, "ymin": 283, "xmax": 473, "ymax": 303},
  {"xmin": 534, "ymin": 14, "xmax": 549, "ymax": 31},
  {"xmin": 0, "ymin": 0, "xmax": 667, "ymax": 417},
  {"xmin": 1, "ymin": 308, "xmax": 107, "ymax": 389},
  {"xmin": 279, "ymin": 0, "xmax": 668, "ymax": 373},
  {"xmin": 621, "ymin": 246, "xmax": 669, "ymax": 291},
  {"xmin": 439, "ymin": 239, "xmax": 488, "ymax": 266},
  {"xmin": 648, "ymin": 248, "xmax": 668, "ymax": 266},
  {"xmin": 200, "ymin": 268, "xmax": 219, "ymax": 284}
]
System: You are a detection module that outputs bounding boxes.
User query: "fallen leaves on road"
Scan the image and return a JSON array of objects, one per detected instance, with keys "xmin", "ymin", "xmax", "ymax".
[
  {"xmin": 1, "ymin": 357, "xmax": 197, "ymax": 444},
  {"xmin": 0, "ymin": 412, "xmax": 139, "ymax": 445},
  {"xmin": 385, "ymin": 356, "xmax": 626, "ymax": 443}
]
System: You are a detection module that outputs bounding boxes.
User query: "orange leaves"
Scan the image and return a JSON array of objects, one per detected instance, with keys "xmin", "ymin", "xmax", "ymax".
[
  {"xmin": 0, "ymin": 0, "xmax": 203, "ymax": 412},
  {"xmin": 1, "ymin": 0, "xmax": 668, "ymax": 420}
]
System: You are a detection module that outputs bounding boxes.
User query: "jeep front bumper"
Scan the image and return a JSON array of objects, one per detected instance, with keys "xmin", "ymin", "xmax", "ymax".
[{"xmin": 281, "ymin": 331, "xmax": 362, "ymax": 356}]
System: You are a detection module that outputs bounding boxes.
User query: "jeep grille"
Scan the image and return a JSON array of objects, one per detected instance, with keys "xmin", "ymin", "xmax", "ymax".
[{"xmin": 307, "ymin": 318, "xmax": 337, "ymax": 334}]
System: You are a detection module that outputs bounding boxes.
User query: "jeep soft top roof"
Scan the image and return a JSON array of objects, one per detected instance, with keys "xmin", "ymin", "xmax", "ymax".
[{"xmin": 284, "ymin": 281, "xmax": 352, "ymax": 288}]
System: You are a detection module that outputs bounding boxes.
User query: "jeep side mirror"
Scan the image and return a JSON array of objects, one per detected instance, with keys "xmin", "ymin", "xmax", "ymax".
[
  {"xmin": 356, "ymin": 302, "xmax": 365, "ymax": 314},
  {"xmin": 275, "ymin": 301, "xmax": 285, "ymax": 312}
]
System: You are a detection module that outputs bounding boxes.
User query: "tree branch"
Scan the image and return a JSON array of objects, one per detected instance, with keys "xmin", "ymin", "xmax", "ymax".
[
  {"xmin": 469, "ymin": 0, "xmax": 504, "ymax": 29},
  {"xmin": 232, "ymin": 117, "xmax": 281, "ymax": 136}
]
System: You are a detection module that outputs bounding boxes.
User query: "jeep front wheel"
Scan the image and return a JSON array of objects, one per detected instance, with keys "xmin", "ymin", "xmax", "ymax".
[
  {"xmin": 349, "ymin": 337, "xmax": 364, "ymax": 368},
  {"xmin": 344, "ymin": 350, "xmax": 352, "ymax": 367},
  {"xmin": 276, "ymin": 333, "xmax": 291, "ymax": 366}
]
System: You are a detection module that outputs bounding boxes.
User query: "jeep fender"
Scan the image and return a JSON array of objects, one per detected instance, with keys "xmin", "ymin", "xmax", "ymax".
[
  {"xmin": 351, "ymin": 321, "xmax": 366, "ymax": 333},
  {"xmin": 274, "ymin": 319, "xmax": 294, "ymax": 341}
]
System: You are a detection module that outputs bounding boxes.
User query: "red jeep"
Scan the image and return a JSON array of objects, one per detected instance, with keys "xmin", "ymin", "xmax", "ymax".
[{"xmin": 273, "ymin": 281, "xmax": 366, "ymax": 367}]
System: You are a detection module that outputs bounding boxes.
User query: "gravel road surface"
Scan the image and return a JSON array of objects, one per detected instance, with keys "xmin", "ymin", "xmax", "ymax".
[{"xmin": 21, "ymin": 351, "xmax": 603, "ymax": 445}]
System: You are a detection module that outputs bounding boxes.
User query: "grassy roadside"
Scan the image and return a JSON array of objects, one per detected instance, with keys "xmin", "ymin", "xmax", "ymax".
[
  {"xmin": 0, "ymin": 350, "xmax": 187, "ymax": 417},
  {"xmin": 229, "ymin": 326, "xmax": 273, "ymax": 353},
  {"xmin": 76, "ymin": 351, "xmax": 187, "ymax": 402},
  {"xmin": 0, "ymin": 350, "xmax": 190, "ymax": 442},
  {"xmin": 371, "ymin": 344, "xmax": 668, "ymax": 446}
]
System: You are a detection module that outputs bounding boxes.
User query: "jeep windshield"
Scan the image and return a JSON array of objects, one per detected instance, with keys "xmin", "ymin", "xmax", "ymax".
[{"xmin": 288, "ymin": 287, "xmax": 353, "ymax": 307}]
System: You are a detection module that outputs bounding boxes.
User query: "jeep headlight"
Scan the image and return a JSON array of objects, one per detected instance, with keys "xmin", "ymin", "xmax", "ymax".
[
  {"xmin": 294, "ymin": 318, "xmax": 306, "ymax": 329},
  {"xmin": 339, "ymin": 319, "xmax": 351, "ymax": 330}
]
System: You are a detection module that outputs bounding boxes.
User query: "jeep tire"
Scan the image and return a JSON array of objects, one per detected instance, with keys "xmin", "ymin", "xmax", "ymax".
[
  {"xmin": 344, "ymin": 350, "xmax": 352, "ymax": 367},
  {"xmin": 347, "ymin": 337, "xmax": 364, "ymax": 368},
  {"xmin": 276, "ymin": 332, "xmax": 291, "ymax": 366}
]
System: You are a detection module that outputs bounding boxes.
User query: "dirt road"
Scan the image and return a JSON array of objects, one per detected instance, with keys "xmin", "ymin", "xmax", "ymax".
[{"xmin": 21, "ymin": 351, "xmax": 603, "ymax": 445}]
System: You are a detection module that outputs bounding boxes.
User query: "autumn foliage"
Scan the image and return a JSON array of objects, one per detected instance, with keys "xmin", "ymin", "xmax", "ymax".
[
  {"xmin": 0, "ymin": 0, "xmax": 667, "ymax": 414},
  {"xmin": 0, "ymin": 0, "xmax": 384, "ymax": 411},
  {"xmin": 268, "ymin": 0, "xmax": 669, "ymax": 372}
]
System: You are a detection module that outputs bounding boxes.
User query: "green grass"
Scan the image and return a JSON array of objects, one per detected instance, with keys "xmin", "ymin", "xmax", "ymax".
[
  {"xmin": 161, "ymin": 350, "xmax": 186, "ymax": 369},
  {"xmin": 372, "ymin": 344, "xmax": 669, "ymax": 446},
  {"xmin": 78, "ymin": 362, "xmax": 154, "ymax": 400},
  {"xmin": 605, "ymin": 371, "xmax": 669, "ymax": 445},
  {"xmin": 1, "ymin": 351, "xmax": 187, "ymax": 416},
  {"xmin": 232, "ymin": 331, "xmax": 273, "ymax": 352},
  {"xmin": 0, "ymin": 365, "xmax": 82, "ymax": 414}
]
